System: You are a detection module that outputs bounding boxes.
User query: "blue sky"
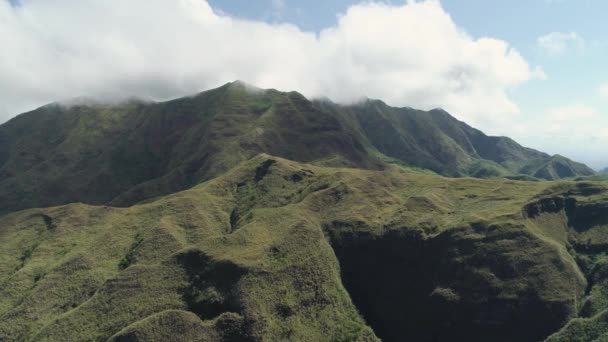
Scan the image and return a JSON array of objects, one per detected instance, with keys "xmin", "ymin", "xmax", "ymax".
[{"xmin": 1, "ymin": 0, "xmax": 607, "ymax": 168}]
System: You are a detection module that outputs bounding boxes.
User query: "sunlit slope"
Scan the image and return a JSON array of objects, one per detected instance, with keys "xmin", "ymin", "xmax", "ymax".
[{"xmin": 1, "ymin": 155, "xmax": 606, "ymax": 341}]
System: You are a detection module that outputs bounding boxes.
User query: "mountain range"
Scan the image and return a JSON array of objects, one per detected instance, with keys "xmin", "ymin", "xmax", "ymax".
[
  {"xmin": 0, "ymin": 81, "xmax": 594, "ymax": 215},
  {"xmin": 0, "ymin": 81, "xmax": 606, "ymax": 342}
]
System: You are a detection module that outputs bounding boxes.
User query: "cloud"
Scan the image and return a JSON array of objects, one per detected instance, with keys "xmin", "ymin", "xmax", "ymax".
[
  {"xmin": 511, "ymin": 104, "xmax": 608, "ymax": 169},
  {"xmin": 599, "ymin": 83, "xmax": 608, "ymax": 98},
  {"xmin": 537, "ymin": 31, "xmax": 584, "ymax": 55},
  {"xmin": 0, "ymin": 0, "xmax": 542, "ymax": 128},
  {"xmin": 544, "ymin": 104, "xmax": 602, "ymax": 133}
]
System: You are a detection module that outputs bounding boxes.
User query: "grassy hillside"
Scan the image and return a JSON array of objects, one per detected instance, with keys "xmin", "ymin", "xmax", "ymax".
[
  {"xmin": 0, "ymin": 82, "xmax": 594, "ymax": 216},
  {"xmin": 1, "ymin": 154, "xmax": 607, "ymax": 341}
]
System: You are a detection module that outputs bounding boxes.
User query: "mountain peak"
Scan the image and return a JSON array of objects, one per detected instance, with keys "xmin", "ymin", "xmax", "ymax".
[{"xmin": 224, "ymin": 79, "xmax": 264, "ymax": 92}]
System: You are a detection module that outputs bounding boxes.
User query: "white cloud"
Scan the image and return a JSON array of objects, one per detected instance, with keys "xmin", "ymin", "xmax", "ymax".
[
  {"xmin": 537, "ymin": 31, "xmax": 584, "ymax": 55},
  {"xmin": 0, "ymin": 0, "xmax": 543, "ymax": 127},
  {"xmin": 511, "ymin": 104, "xmax": 608, "ymax": 169},
  {"xmin": 544, "ymin": 105, "xmax": 601, "ymax": 133},
  {"xmin": 599, "ymin": 83, "xmax": 608, "ymax": 98}
]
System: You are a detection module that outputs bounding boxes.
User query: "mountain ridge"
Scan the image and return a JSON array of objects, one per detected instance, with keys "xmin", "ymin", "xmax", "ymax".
[
  {"xmin": 0, "ymin": 81, "xmax": 594, "ymax": 216},
  {"xmin": 314, "ymin": 97, "xmax": 593, "ymax": 179}
]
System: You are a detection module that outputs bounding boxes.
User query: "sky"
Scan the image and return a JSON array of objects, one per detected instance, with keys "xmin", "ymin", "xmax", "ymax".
[{"xmin": 1, "ymin": 0, "xmax": 607, "ymax": 169}]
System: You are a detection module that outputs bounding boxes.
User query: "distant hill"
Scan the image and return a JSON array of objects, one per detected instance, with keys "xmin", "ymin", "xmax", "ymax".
[
  {"xmin": 315, "ymin": 98, "xmax": 594, "ymax": 179},
  {"xmin": 0, "ymin": 81, "xmax": 594, "ymax": 214}
]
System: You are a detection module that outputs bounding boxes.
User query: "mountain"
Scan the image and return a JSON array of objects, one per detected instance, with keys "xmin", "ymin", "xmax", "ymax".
[
  {"xmin": 0, "ymin": 82, "xmax": 594, "ymax": 215},
  {"xmin": 315, "ymin": 98, "xmax": 594, "ymax": 179},
  {"xmin": 1, "ymin": 82, "xmax": 606, "ymax": 341},
  {"xmin": 0, "ymin": 82, "xmax": 379, "ymax": 215},
  {"xmin": 600, "ymin": 167, "xmax": 608, "ymax": 174},
  {"xmin": 1, "ymin": 154, "xmax": 607, "ymax": 341}
]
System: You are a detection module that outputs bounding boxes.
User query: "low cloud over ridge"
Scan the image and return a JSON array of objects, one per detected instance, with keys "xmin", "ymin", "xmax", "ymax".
[{"xmin": 0, "ymin": 0, "xmax": 543, "ymax": 127}]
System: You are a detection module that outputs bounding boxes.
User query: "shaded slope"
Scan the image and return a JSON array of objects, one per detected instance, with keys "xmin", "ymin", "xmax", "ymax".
[{"xmin": 1, "ymin": 154, "xmax": 607, "ymax": 341}]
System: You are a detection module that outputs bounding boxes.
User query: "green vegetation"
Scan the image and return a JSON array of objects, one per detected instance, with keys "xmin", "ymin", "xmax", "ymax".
[
  {"xmin": 0, "ymin": 154, "xmax": 606, "ymax": 341},
  {"xmin": 0, "ymin": 82, "xmax": 605, "ymax": 341},
  {"xmin": 577, "ymin": 174, "xmax": 608, "ymax": 182},
  {"xmin": 315, "ymin": 99, "xmax": 594, "ymax": 180},
  {"xmin": 0, "ymin": 82, "xmax": 593, "ymax": 215}
]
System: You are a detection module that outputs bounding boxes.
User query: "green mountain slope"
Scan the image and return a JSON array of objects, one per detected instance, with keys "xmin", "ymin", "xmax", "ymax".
[
  {"xmin": 1, "ymin": 155, "xmax": 607, "ymax": 341},
  {"xmin": 315, "ymin": 98, "xmax": 595, "ymax": 179},
  {"xmin": 0, "ymin": 82, "xmax": 594, "ymax": 215},
  {"xmin": 0, "ymin": 82, "xmax": 379, "ymax": 215}
]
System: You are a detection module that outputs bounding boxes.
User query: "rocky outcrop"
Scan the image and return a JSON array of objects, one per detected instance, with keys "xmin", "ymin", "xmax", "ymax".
[{"xmin": 324, "ymin": 221, "xmax": 584, "ymax": 342}]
